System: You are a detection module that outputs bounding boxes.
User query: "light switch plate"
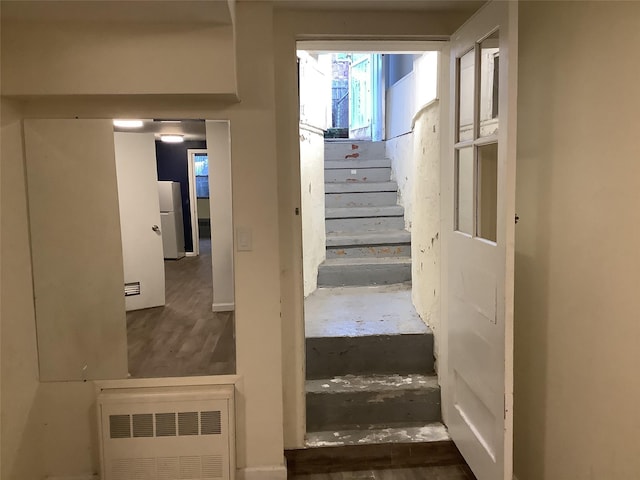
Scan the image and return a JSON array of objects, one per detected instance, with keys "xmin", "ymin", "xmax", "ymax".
[{"xmin": 236, "ymin": 227, "xmax": 252, "ymax": 251}]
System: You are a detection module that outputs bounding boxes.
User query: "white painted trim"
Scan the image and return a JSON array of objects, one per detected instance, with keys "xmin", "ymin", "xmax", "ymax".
[
  {"xmin": 95, "ymin": 374, "xmax": 240, "ymax": 393},
  {"xmin": 299, "ymin": 39, "xmax": 448, "ymax": 53},
  {"xmin": 187, "ymin": 148, "xmax": 208, "ymax": 256},
  {"xmin": 213, "ymin": 302, "xmax": 235, "ymax": 312},
  {"xmin": 236, "ymin": 466, "xmax": 287, "ymax": 480},
  {"xmin": 45, "ymin": 476, "xmax": 98, "ymax": 480}
]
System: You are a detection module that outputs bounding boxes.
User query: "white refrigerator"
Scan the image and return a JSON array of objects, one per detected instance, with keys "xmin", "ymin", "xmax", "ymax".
[{"xmin": 158, "ymin": 181, "xmax": 186, "ymax": 260}]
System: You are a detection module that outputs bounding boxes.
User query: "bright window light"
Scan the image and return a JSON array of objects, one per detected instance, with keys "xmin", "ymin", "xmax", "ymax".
[
  {"xmin": 161, "ymin": 135, "xmax": 184, "ymax": 143},
  {"xmin": 113, "ymin": 119, "xmax": 144, "ymax": 128}
]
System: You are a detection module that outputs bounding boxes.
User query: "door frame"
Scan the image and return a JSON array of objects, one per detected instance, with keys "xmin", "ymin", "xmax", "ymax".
[
  {"xmin": 187, "ymin": 148, "xmax": 208, "ymax": 257},
  {"xmin": 293, "ymin": 39, "xmax": 452, "ymax": 443}
]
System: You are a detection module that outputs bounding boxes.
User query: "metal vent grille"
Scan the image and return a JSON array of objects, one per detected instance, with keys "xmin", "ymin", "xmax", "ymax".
[
  {"xmin": 110, "ymin": 415, "xmax": 131, "ymax": 439},
  {"xmin": 202, "ymin": 455, "xmax": 224, "ymax": 479},
  {"xmin": 124, "ymin": 282, "xmax": 141, "ymax": 296},
  {"xmin": 201, "ymin": 411, "xmax": 222, "ymax": 435},
  {"xmin": 178, "ymin": 412, "xmax": 199, "ymax": 436},
  {"xmin": 157, "ymin": 457, "xmax": 179, "ymax": 480},
  {"xmin": 133, "ymin": 414, "xmax": 153, "ymax": 438},
  {"xmin": 111, "ymin": 458, "xmax": 156, "ymax": 480},
  {"xmin": 155, "ymin": 413, "xmax": 176, "ymax": 437},
  {"xmin": 180, "ymin": 456, "xmax": 201, "ymax": 479}
]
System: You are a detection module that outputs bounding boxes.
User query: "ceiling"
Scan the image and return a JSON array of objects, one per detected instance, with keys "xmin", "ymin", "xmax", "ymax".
[
  {"xmin": 270, "ymin": 0, "xmax": 485, "ymax": 13},
  {"xmin": 0, "ymin": 0, "xmax": 233, "ymax": 24},
  {"xmin": 113, "ymin": 120, "xmax": 207, "ymax": 142}
]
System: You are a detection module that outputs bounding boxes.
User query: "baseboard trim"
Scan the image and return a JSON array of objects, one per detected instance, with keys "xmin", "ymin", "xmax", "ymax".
[
  {"xmin": 45, "ymin": 476, "xmax": 98, "ymax": 480},
  {"xmin": 213, "ymin": 302, "xmax": 235, "ymax": 312},
  {"xmin": 236, "ymin": 465, "xmax": 287, "ymax": 480}
]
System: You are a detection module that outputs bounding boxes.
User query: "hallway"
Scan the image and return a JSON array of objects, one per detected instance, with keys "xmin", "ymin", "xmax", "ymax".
[{"xmin": 126, "ymin": 239, "xmax": 236, "ymax": 378}]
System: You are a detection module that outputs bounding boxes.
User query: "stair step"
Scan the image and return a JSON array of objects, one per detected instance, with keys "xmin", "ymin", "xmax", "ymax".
[
  {"xmin": 306, "ymin": 332, "xmax": 434, "ymax": 379},
  {"xmin": 325, "ymin": 140, "xmax": 386, "ymax": 161},
  {"xmin": 325, "ymin": 158, "xmax": 391, "ymax": 169},
  {"xmin": 305, "ymin": 423, "xmax": 450, "ymax": 447},
  {"xmin": 326, "ymin": 244, "xmax": 411, "ymax": 259},
  {"xmin": 325, "ymin": 191, "xmax": 398, "ymax": 208},
  {"xmin": 326, "ymin": 215, "xmax": 405, "ymax": 234},
  {"xmin": 317, "ymin": 257, "xmax": 411, "ymax": 286},
  {"xmin": 324, "ymin": 167, "xmax": 391, "ymax": 183},
  {"xmin": 325, "ymin": 206, "xmax": 404, "ymax": 219},
  {"xmin": 325, "ymin": 181, "xmax": 398, "ymax": 194},
  {"xmin": 286, "ymin": 432, "xmax": 466, "ymax": 475},
  {"xmin": 326, "ymin": 230, "xmax": 411, "ymax": 247},
  {"xmin": 306, "ymin": 374, "xmax": 441, "ymax": 432}
]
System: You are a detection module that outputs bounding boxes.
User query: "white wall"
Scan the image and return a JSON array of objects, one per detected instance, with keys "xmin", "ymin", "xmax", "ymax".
[
  {"xmin": 385, "ymin": 51, "xmax": 439, "ymax": 231},
  {"xmin": 0, "ymin": 100, "xmax": 44, "ymax": 480},
  {"xmin": 298, "ymin": 51, "xmax": 330, "ymax": 297},
  {"xmin": 1, "ymin": 22, "xmax": 236, "ymax": 97},
  {"xmin": 113, "ymin": 131, "xmax": 166, "ymax": 312},
  {"xmin": 299, "ymin": 125, "xmax": 326, "ymax": 296},
  {"xmin": 410, "ymin": 101, "xmax": 441, "ymax": 358},
  {"xmin": 1, "ymin": 3, "xmax": 285, "ymax": 478},
  {"xmin": 206, "ymin": 121, "xmax": 235, "ymax": 312},
  {"xmin": 514, "ymin": 2, "xmax": 640, "ymax": 478}
]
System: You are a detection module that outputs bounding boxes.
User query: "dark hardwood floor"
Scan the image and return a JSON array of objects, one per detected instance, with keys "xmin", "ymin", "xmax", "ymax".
[
  {"xmin": 288, "ymin": 466, "xmax": 475, "ymax": 480},
  {"xmin": 126, "ymin": 238, "xmax": 236, "ymax": 378}
]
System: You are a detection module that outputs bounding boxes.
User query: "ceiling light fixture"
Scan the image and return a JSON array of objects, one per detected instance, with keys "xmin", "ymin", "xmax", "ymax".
[
  {"xmin": 113, "ymin": 119, "xmax": 144, "ymax": 128},
  {"xmin": 160, "ymin": 135, "xmax": 184, "ymax": 143}
]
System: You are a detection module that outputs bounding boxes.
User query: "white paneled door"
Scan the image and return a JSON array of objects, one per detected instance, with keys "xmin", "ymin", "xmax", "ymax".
[{"xmin": 444, "ymin": 2, "xmax": 518, "ymax": 479}]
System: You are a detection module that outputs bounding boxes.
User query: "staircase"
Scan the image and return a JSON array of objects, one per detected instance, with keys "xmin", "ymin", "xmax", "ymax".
[
  {"xmin": 304, "ymin": 140, "xmax": 444, "ymax": 448},
  {"xmin": 318, "ymin": 141, "xmax": 411, "ymax": 287}
]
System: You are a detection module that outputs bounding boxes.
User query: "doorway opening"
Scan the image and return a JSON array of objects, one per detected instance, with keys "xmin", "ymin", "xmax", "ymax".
[
  {"xmin": 298, "ymin": 43, "xmax": 445, "ymax": 447},
  {"xmin": 113, "ymin": 119, "xmax": 236, "ymax": 378}
]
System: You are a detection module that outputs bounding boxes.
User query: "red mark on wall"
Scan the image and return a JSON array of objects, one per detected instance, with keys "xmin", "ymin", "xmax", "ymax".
[
  {"xmin": 351, "ymin": 144, "xmax": 359, "ymax": 150},
  {"xmin": 345, "ymin": 152, "xmax": 360, "ymax": 159}
]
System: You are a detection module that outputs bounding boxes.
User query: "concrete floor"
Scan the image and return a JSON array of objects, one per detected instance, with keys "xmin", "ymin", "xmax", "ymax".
[{"xmin": 304, "ymin": 284, "xmax": 428, "ymax": 338}]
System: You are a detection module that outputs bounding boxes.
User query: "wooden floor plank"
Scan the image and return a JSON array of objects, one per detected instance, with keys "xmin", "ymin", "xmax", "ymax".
[{"xmin": 126, "ymin": 239, "xmax": 236, "ymax": 378}]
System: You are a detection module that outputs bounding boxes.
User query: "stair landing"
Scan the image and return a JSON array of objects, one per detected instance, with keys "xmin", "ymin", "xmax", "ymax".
[{"xmin": 305, "ymin": 284, "xmax": 427, "ymax": 338}]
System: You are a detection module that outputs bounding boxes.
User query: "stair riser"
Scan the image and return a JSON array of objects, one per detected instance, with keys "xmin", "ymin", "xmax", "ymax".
[
  {"xmin": 325, "ymin": 141, "xmax": 386, "ymax": 161},
  {"xmin": 318, "ymin": 262, "xmax": 411, "ymax": 286},
  {"xmin": 324, "ymin": 168, "xmax": 391, "ymax": 183},
  {"xmin": 325, "ymin": 192, "xmax": 398, "ymax": 208},
  {"xmin": 306, "ymin": 334, "xmax": 434, "ymax": 379},
  {"xmin": 326, "ymin": 244, "xmax": 411, "ymax": 259},
  {"xmin": 306, "ymin": 388, "xmax": 441, "ymax": 432},
  {"xmin": 326, "ymin": 216, "xmax": 405, "ymax": 233}
]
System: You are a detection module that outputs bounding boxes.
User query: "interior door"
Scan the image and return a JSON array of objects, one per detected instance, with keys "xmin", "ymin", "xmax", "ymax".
[
  {"xmin": 444, "ymin": 2, "xmax": 517, "ymax": 479},
  {"xmin": 348, "ymin": 53, "xmax": 372, "ymax": 139},
  {"xmin": 114, "ymin": 132, "xmax": 166, "ymax": 311}
]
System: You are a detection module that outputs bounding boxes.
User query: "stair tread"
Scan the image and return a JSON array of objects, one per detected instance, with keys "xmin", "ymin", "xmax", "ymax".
[
  {"xmin": 325, "ymin": 181, "xmax": 398, "ymax": 193},
  {"xmin": 325, "ymin": 159, "xmax": 391, "ymax": 169},
  {"xmin": 305, "ymin": 422, "xmax": 449, "ymax": 447},
  {"xmin": 307, "ymin": 374, "xmax": 439, "ymax": 394},
  {"xmin": 325, "ymin": 206, "xmax": 404, "ymax": 219},
  {"xmin": 320, "ymin": 256, "xmax": 411, "ymax": 267},
  {"xmin": 326, "ymin": 230, "xmax": 411, "ymax": 247}
]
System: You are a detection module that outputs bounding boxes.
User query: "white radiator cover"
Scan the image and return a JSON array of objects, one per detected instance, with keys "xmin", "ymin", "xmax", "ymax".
[{"xmin": 98, "ymin": 385, "xmax": 235, "ymax": 480}]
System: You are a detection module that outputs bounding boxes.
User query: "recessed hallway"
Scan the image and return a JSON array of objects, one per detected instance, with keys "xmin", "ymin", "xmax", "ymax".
[{"xmin": 126, "ymin": 239, "xmax": 235, "ymax": 378}]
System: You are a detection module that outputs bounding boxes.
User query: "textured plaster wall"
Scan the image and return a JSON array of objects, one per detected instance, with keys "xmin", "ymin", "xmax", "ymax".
[
  {"xmin": 514, "ymin": 2, "xmax": 640, "ymax": 478},
  {"xmin": 410, "ymin": 101, "xmax": 441, "ymax": 361},
  {"xmin": 299, "ymin": 125, "xmax": 326, "ymax": 297}
]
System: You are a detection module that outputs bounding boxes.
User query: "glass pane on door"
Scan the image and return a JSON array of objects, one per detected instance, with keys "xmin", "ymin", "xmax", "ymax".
[
  {"xmin": 456, "ymin": 147, "xmax": 474, "ymax": 234},
  {"xmin": 458, "ymin": 49, "xmax": 475, "ymax": 142},
  {"xmin": 477, "ymin": 143, "xmax": 498, "ymax": 242},
  {"xmin": 480, "ymin": 30, "xmax": 500, "ymax": 137}
]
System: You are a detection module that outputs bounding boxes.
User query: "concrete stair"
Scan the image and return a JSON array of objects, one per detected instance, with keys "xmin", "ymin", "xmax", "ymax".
[
  {"xmin": 318, "ymin": 140, "xmax": 411, "ymax": 287},
  {"xmin": 306, "ymin": 374, "xmax": 441, "ymax": 431},
  {"xmin": 306, "ymin": 141, "xmax": 441, "ymax": 443}
]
